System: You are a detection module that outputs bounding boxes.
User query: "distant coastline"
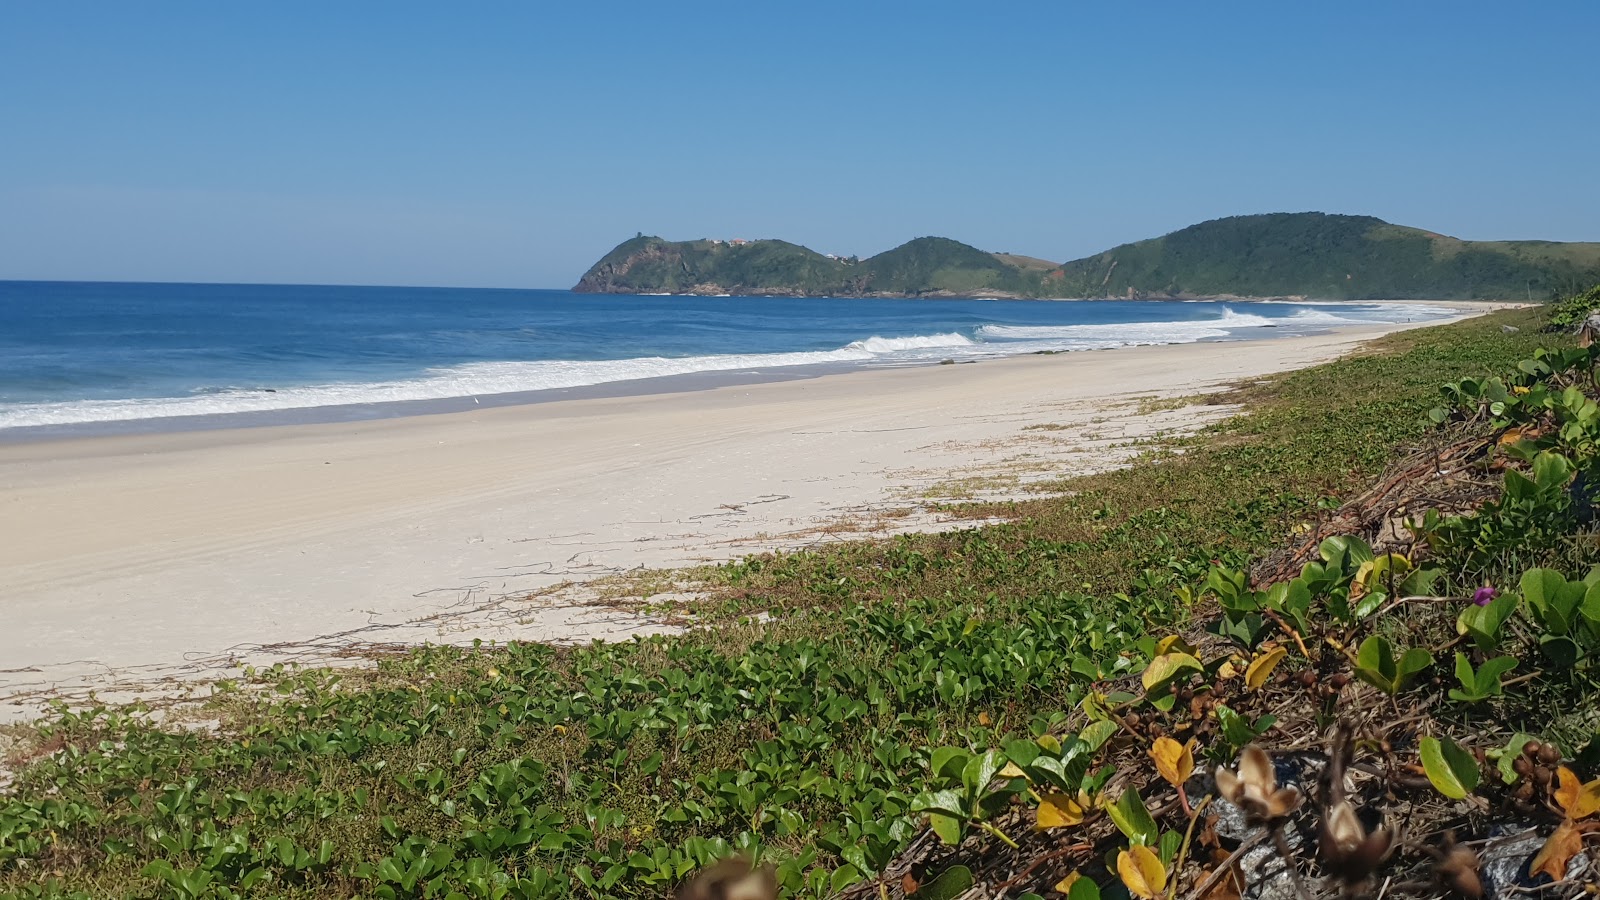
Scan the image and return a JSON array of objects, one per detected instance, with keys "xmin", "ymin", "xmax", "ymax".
[{"xmin": 574, "ymin": 212, "xmax": 1600, "ymax": 302}]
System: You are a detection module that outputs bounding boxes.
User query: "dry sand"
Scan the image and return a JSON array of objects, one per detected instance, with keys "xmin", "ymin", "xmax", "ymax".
[{"xmin": 0, "ymin": 317, "xmax": 1488, "ymax": 721}]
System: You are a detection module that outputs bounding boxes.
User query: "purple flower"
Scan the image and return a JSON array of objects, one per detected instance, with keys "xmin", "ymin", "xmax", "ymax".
[{"xmin": 1472, "ymin": 586, "xmax": 1497, "ymax": 607}]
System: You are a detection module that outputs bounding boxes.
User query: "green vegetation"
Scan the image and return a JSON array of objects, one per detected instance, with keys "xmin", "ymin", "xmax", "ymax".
[
  {"xmin": 571, "ymin": 235, "xmax": 1064, "ymax": 298},
  {"xmin": 1547, "ymin": 283, "xmax": 1600, "ymax": 327},
  {"xmin": 574, "ymin": 213, "xmax": 1600, "ymax": 300},
  {"xmin": 1055, "ymin": 212, "xmax": 1600, "ymax": 301},
  {"xmin": 9, "ymin": 303, "xmax": 1600, "ymax": 898}
]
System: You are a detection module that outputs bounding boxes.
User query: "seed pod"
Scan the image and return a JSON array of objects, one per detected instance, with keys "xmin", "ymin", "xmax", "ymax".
[
  {"xmin": 1522, "ymin": 740, "xmax": 1541, "ymax": 759},
  {"xmin": 1327, "ymin": 673, "xmax": 1351, "ymax": 690},
  {"xmin": 1124, "ymin": 713, "xmax": 1142, "ymax": 729},
  {"xmin": 1532, "ymin": 766, "xmax": 1553, "ymax": 788},
  {"xmin": 1512, "ymin": 781, "xmax": 1535, "ymax": 801},
  {"xmin": 1512, "ymin": 755, "xmax": 1534, "ymax": 777},
  {"xmin": 1537, "ymin": 744, "xmax": 1561, "ymax": 766},
  {"xmin": 1298, "ymin": 670, "xmax": 1318, "ymax": 687}
]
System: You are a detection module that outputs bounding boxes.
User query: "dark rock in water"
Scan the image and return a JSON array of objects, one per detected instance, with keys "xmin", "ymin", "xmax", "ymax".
[
  {"xmin": 1480, "ymin": 825, "xmax": 1591, "ymax": 899},
  {"xmin": 939, "ymin": 359, "xmax": 955, "ymax": 365}
]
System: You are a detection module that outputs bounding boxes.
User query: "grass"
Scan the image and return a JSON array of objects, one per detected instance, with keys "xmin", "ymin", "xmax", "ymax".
[{"xmin": 0, "ymin": 307, "xmax": 1564, "ymax": 899}]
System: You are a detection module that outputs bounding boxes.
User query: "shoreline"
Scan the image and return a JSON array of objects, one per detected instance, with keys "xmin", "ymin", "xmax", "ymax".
[{"xmin": 0, "ymin": 315, "xmax": 1491, "ymax": 722}]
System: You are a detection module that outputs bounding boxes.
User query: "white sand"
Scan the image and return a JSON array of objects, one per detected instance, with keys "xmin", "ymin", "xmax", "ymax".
[{"xmin": 0, "ymin": 318, "xmax": 1485, "ymax": 721}]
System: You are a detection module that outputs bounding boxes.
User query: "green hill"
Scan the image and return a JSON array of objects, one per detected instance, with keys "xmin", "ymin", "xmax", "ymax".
[
  {"xmin": 572, "ymin": 235, "xmax": 1061, "ymax": 298},
  {"xmin": 1054, "ymin": 213, "xmax": 1600, "ymax": 300},
  {"xmin": 573, "ymin": 214, "xmax": 1600, "ymax": 300}
]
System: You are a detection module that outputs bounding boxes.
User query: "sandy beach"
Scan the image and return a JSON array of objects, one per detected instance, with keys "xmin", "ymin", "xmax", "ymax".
[{"xmin": 0, "ymin": 317, "xmax": 1490, "ymax": 721}]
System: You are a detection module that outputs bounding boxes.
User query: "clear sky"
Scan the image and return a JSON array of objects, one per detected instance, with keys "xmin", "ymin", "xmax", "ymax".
[{"xmin": 2, "ymin": 1, "xmax": 1597, "ymax": 289}]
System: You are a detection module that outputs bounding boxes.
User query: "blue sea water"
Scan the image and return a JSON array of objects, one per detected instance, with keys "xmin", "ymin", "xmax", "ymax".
[{"xmin": 0, "ymin": 281, "xmax": 1459, "ymax": 434}]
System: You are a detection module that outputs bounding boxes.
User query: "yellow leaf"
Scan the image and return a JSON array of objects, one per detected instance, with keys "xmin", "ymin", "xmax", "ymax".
[
  {"xmin": 1553, "ymin": 766, "xmax": 1600, "ymax": 820},
  {"xmin": 999, "ymin": 762, "xmax": 1027, "ymax": 779},
  {"xmin": 1352, "ymin": 560, "xmax": 1375, "ymax": 591},
  {"xmin": 978, "ymin": 711, "xmax": 993, "ymax": 727},
  {"xmin": 1155, "ymin": 635, "xmax": 1195, "ymax": 656},
  {"xmin": 1036, "ymin": 792, "xmax": 1089, "ymax": 830},
  {"xmin": 1117, "ymin": 845, "xmax": 1167, "ymax": 900},
  {"xmin": 1054, "ymin": 872, "xmax": 1082, "ymax": 894},
  {"xmin": 1216, "ymin": 660, "xmax": 1240, "ymax": 680},
  {"xmin": 1150, "ymin": 736, "xmax": 1196, "ymax": 787},
  {"xmin": 1037, "ymin": 733, "xmax": 1063, "ymax": 754},
  {"xmin": 1244, "ymin": 646, "xmax": 1288, "ymax": 690},
  {"xmin": 1529, "ymin": 821, "xmax": 1583, "ymax": 882},
  {"xmin": 1499, "ymin": 426, "xmax": 1524, "ymax": 444},
  {"xmin": 1142, "ymin": 652, "xmax": 1203, "ymax": 692}
]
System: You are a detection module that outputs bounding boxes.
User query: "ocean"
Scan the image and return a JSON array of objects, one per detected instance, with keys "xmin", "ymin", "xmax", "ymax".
[{"xmin": 0, "ymin": 281, "xmax": 1459, "ymax": 436}]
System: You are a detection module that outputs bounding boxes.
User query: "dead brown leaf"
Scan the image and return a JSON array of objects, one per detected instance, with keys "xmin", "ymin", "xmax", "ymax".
[{"xmin": 1528, "ymin": 821, "xmax": 1583, "ymax": 883}]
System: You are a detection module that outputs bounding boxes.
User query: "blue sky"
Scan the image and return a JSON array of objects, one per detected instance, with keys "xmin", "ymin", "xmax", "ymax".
[{"xmin": 2, "ymin": 1, "xmax": 1597, "ymax": 288}]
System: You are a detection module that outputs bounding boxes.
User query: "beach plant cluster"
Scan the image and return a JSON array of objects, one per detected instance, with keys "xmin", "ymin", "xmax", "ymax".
[
  {"xmin": 847, "ymin": 325, "xmax": 1600, "ymax": 898},
  {"xmin": 1545, "ymin": 284, "xmax": 1600, "ymax": 328},
  {"xmin": 2, "ymin": 306, "xmax": 1591, "ymax": 899}
]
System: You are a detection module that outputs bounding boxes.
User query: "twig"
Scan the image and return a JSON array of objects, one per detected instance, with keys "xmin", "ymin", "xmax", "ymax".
[
  {"xmin": 992, "ymin": 842, "xmax": 1095, "ymax": 894},
  {"xmin": 1264, "ymin": 609, "xmax": 1313, "ymax": 659},
  {"xmin": 1168, "ymin": 796, "xmax": 1213, "ymax": 900},
  {"xmin": 1500, "ymin": 670, "xmax": 1544, "ymax": 689}
]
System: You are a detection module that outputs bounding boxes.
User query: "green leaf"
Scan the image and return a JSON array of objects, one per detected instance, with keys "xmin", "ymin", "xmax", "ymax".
[
  {"xmin": 1068, "ymin": 874, "xmax": 1103, "ymax": 900},
  {"xmin": 1398, "ymin": 647, "xmax": 1434, "ymax": 681},
  {"xmin": 962, "ymin": 750, "xmax": 1004, "ymax": 799},
  {"xmin": 1355, "ymin": 636, "xmax": 1430, "ymax": 694},
  {"xmin": 1474, "ymin": 656, "xmax": 1517, "ymax": 694},
  {"xmin": 928, "ymin": 813, "xmax": 964, "ymax": 846},
  {"xmin": 1158, "ymin": 828, "xmax": 1182, "ymax": 866},
  {"xmin": 1354, "ymin": 635, "xmax": 1398, "ymax": 693},
  {"xmin": 919, "ymin": 865, "xmax": 975, "ymax": 900},
  {"xmin": 1522, "ymin": 568, "xmax": 1579, "ymax": 634},
  {"xmin": 1540, "ymin": 634, "xmax": 1581, "ymax": 667},
  {"xmin": 930, "ymin": 747, "xmax": 970, "ymax": 782},
  {"xmin": 911, "ymin": 789, "xmax": 966, "ymax": 818},
  {"xmin": 830, "ymin": 864, "xmax": 863, "ymax": 894},
  {"xmin": 1107, "ymin": 786, "xmax": 1158, "ymax": 846},
  {"xmin": 1532, "ymin": 451, "xmax": 1574, "ymax": 489},
  {"xmin": 1452, "ymin": 652, "xmax": 1475, "ymax": 692},
  {"xmin": 1079, "ymin": 720, "xmax": 1117, "ymax": 753},
  {"xmin": 1420, "ymin": 736, "xmax": 1480, "ymax": 800}
]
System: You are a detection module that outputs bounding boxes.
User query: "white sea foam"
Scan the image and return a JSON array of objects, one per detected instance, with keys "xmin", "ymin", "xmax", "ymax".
[
  {"xmin": 978, "ymin": 307, "xmax": 1276, "ymax": 343},
  {"xmin": 0, "ymin": 336, "xmax": 979, "ymax": 429},
  {"xmin": 845, "ymin": 332, "xmax": 974, "ymax": 352}
]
